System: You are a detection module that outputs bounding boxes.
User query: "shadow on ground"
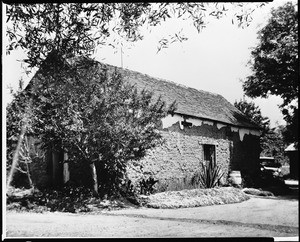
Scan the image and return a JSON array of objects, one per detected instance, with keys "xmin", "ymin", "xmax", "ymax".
[{"xmin": 261, "ymin": 182, "xmax": 299, "ymax": 200}]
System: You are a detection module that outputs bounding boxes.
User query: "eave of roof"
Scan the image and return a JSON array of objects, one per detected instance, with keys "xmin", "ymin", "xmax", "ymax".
[
  {"xmin": 172, "ymin": 111, "xmax": 262, "ymax": 130},
  {"xmin": 103, "ymin": 63, "xmax": 261, "ymax": 130},
  {"xmin": 23, "ymin": 56, "xmax": 261, "ymax": 130}
]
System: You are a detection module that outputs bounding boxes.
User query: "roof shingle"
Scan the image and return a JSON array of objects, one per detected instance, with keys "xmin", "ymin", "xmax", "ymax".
[
  {"xmin": 102, "ymin": 63, "xmax": 260, "ymax": 130},
  {"xmin": 27, "ymin": 55, "xmax": 260, "ymax": 130}
]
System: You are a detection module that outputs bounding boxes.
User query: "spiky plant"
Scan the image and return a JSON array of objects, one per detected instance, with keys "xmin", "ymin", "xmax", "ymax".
[{"xmin": 192, "ymin": 160, "xmax": 224, "ymax": 189}]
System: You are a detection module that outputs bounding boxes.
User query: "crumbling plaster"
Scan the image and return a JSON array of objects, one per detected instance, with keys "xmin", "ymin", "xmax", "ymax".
[
  {"xmin": 127, "ymin": 113, "xmax": 261, "ymax": 187},
  {"xmin": 162, "ymin": 114, "xmax": 260, "ymax": 142}
]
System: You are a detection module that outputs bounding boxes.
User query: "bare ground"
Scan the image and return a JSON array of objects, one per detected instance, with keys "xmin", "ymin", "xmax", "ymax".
[{"xmin": 5, "ymin": 196, "xmax": 298, "ymax": 238}]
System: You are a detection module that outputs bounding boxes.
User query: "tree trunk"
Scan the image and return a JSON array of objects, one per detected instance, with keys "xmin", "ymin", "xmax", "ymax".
[
  {"xmin": 25, "ymin": 161, "xmax": 34, "ymax": 188},
  {"xmin": 90, "ymin": 162, "xmax": 98, "ymax": 195},
  {"xmin": 6, "ymin": 120, "xmax": 27, "ymax": 189}
]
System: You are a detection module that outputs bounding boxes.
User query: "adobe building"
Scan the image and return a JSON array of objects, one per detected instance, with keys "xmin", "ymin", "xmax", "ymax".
[{"xmin": 19, "ymin": 58, "xmax": 262, "ymax": 189}]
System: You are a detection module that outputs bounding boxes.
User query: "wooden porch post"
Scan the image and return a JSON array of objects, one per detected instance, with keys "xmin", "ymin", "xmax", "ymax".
[{"xmin": 63, "ymin": 152, "xmax": 70, "ymax": 183}]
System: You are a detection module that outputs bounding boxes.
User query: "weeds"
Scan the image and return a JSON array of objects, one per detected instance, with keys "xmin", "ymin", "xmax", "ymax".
[{"xmin": 7, "ymin": 185, "xmax": 100, "ymax": 213}]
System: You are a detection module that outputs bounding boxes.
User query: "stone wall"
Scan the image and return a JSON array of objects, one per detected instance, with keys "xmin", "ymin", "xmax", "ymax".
[
  {"xmin": 25, "ymin": 115, "xmax": 260, "ymax": 190},
  {"xmin": 126, "ymin": 118, "xmax": 261, "ymax": 189},
  {"xmin": 126, "ymin": 121, "xmax": 232, "ymax": 188}
]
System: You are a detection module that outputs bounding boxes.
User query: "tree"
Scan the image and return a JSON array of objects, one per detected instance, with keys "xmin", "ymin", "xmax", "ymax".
[
  {"xmin": 281, "ymin": 107, "xmax": 298, "ymax": 144},
  {"xmin": 234, "ymin": 99, "xmax": 288, "ymax": 165},
  {"xmin": 5, "ymin": 3, "xmax": 264, "ymax": 193},
  {"xmin": 7, "ymin": 53, "xmax": 176, "ymax": 194},
  {"xmin": 234, "ymin": 99, "xmax": 270, "ymax": 133},
  {"xmin": 242, "ymin": 2, "xmax": 298, "ymax": 143},
  {"xmin": 260, "ymin": 126, "xmax": 289, "ymax": 165},
  {"xmin": 6, "ymin": 80, "xmax": 36, "ymax": 189},
  {"xmin": 5, "ymin": 3, "xmax": 265, "ymax": 69}
]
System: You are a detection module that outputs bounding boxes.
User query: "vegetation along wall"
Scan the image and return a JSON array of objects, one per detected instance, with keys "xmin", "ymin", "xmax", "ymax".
[{"xmin": 23, "ymin": 113, "xmax": 260, "ymax": 191}]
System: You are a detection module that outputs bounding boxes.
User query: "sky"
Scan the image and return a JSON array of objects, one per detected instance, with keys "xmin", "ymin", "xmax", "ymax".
[{"xmin": 2, "ymin": 1, "xmax": 296, "ymax": 127}]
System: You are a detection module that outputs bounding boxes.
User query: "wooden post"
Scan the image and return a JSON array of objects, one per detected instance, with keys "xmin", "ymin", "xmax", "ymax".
[
  {"xmin": 52, "ymin": 151, "xmax": 59, "ymax": 186},
  {"xmin": 63, "ymin": 152, "xmax": 70, "ymax": 183},
  {"xmin": 90, "ymin": 162, "xmax": 98, "ymax": 195}
]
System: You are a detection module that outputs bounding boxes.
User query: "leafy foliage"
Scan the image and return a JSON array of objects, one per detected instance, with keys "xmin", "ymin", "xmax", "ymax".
[
  {"xmin": 5, "ymin": 2, "xmax": 264, "ymax": 194},
  {"xmin": 6, "ymin": 3, "xmax": 264, "ymax": 68},
  {"xmin": 191, "ymin": 160, "xmax": 224, "ymax": 189},
  {"xmin": 120, "ymin": 179, "xmax": 136, "ymax": 197},
  {"xmin": 7, "ymin": 53, "xmax": 176, "ymax": 194},
  {"xmin": 118, "ymin": 177, "xmax": 159, "ymax": 205},
  {"xmin": 7, "ymin": 185, "xmax": 102, "ymax": 213},
  {"xmin": 242, "ymin": 2, "xmax": 298, "ymax": 143},
  {"xmin": 281, "ymin": 106, "xmax": 298, "ymax": 144},
  {"xmin": 234, "ymin": 99, "xmax": 288, "ymax": 165},
  {"xmin": 6, "ymin": 84, "xmax": 45, "ymax": 188},
  {"xmin": 6, "ymin": 88, "xmax": 34, "ymax": 165},
  {"xmin": 234, "ymin": 99, "xmax": 270, "ymax": 133},
  {"xmin": 260, "ymin": 126, "xmax": 289, "ymax": 165},
  {"xmin": 7, "ymin": 136, "xmax": 45, "ymax": 188},
  {"xmin": 139, "ymin": 177, "xmax": 158, "ymax": 195}
]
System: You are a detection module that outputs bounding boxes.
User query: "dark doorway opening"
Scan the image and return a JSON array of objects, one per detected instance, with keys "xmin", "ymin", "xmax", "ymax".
[{"xmin": 203, "ymin": 144, "xmax": 216, "ymax": 165}]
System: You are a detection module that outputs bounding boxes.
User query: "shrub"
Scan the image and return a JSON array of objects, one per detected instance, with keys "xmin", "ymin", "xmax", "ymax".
[
  {"xmin": 6, "ymin": 55, "xmax": 177, "ymax": 196},
  {"xmin": 119, "ymin": 179, "xmax": 142, "ymax": 206},
  {"xmin": 7, "ymin": 185, "xmax": 96, "ymax": 213},
  {"xmin": 120, "ymin": 179, "xmax": 136, "ymax": 197},
  {"xmin": 139, "ymin": 177, "xmax": 158, "ymax": 195},
  {"xmin": 191, "ymin": 160, "xmax": 224, "ymax": 188}
]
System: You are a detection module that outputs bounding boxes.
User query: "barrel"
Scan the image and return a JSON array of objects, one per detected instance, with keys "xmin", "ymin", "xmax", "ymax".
[{"xmin": 229, "ymin": 171, "xmax": 242, "ymax": 185}]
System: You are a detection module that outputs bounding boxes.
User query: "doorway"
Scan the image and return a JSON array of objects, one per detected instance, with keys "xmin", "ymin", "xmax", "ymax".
[{"xmin": 203, "ymin": 144, "xmax": 216, "ymax": 165}]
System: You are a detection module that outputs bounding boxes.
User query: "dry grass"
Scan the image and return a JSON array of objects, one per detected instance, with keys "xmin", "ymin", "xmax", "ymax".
[
  {"xmin": 7, "ymin": 186, "xmax": 251, "ymax": 212},
  {"xmin": 140, "ymin": 187, "xmax": 250, "ymax": 209}
]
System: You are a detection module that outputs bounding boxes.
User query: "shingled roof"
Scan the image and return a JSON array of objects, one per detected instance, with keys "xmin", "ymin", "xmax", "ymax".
[
  {"xmin": 26, "ymin": 55, "xmax": 260, "ymax": 130},
  {"xmin": 101, "ymin": 63, "xmax": 260, "ymax": 130}
]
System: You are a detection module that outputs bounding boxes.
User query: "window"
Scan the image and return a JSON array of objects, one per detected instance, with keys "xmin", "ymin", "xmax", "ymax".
[{"xmin": 203, "ymin": 144, "xmax": 216, "ymax": 165}]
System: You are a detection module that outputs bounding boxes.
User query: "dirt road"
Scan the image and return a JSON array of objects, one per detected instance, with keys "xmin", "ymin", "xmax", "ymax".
[{"xmin": 5, "ymin": 197, "xmax": 298, "ymax": 238}]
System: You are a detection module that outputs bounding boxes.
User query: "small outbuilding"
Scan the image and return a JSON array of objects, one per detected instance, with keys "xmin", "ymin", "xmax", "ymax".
[{"xmin": 17, "ymin": 58, "xmax": 262, "ymax": 189}]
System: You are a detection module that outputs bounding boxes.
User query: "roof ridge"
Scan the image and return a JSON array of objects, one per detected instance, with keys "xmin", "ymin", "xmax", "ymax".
[
  {"xmin": 70, "ymin": 57, "xmax": 259, "ymax": 129},
  {"xmin": 100, "ymin": 62, "xmax": 220, "ymax": 97}
]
